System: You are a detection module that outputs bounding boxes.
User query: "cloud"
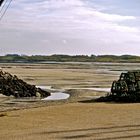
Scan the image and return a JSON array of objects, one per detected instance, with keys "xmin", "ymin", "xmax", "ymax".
[
  {"xmin": 3, "ymin": 0, "xmax": 137, "ymax": 30},
  {"xmin": 0, "ymin": 0, "xmax": 140, "ymax": 55},
  {"xmin": 91, "ymin": 11, "xmax": 136, "ymax": 22}
]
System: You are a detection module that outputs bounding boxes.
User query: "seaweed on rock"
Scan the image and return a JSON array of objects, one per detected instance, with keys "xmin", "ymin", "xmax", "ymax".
[{"xmin": 0, "ymin": 70, "xmax": 50, "ymax": 98}]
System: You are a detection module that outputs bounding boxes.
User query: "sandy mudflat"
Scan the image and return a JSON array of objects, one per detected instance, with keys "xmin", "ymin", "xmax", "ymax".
[
  {"xmin": 1, "ymin": 103, "xmax": 140, "ymax": 140},
  {"xmin": 0, "ymin": 62, "xmax": 140, "ymax": 139}
]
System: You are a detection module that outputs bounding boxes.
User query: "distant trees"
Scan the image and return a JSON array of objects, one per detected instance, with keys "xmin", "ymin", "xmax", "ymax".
[{"xmin": 0, "ymin": 54, "xmax": 139, "ymax": 63}]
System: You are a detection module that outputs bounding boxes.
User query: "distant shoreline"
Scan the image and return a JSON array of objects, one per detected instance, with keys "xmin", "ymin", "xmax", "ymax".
[{"xmin": 0, "ymin": 54, "xmax": 140, "ymax": 63}]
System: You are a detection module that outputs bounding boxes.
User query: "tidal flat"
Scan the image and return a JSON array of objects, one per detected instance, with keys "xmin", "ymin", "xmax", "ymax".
[{"xmin": 0, "ymin": 62, "xmax": 140, "ymax": 140}]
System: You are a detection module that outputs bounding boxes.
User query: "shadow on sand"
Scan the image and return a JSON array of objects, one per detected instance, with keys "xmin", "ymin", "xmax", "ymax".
[
  {"xmin": 78, "ymin": 95, "xmax": 140, "ymax": 104},
  {"xmin": 34, "ymin": 124, "xmax": 140, "ymax": 140}
]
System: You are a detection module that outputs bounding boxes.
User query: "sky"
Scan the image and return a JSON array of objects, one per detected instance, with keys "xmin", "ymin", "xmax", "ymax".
[{"xmin": 0, "ymin": 0, "xmax": 140, "ymax": 56}]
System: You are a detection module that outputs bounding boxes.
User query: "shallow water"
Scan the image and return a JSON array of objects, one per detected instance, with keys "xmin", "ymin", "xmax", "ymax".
[
  {"xmin": 37, "ymin": 86, "xmax": 111, "ymax": 92},
  {"xmin": 37, "ymin": 86, "xmax": 69, "ymax": 100},
  {"xmin": 87, "ymin": 88, "xmax": 110, "ymax": 92},
  {"xmin": 65, "ymin": 87, "xmax": 111, "ymax": 92},
  {"xmin": 42, "ymin": 92, "xmax": 70, "ymax": 101},
  {"xmin": 36, "ymin": 86, "xmax": 52, "ymax": 90},
  {"xmin": 38, "ymin": 86, "xmax": 110, "ymax": 101}
]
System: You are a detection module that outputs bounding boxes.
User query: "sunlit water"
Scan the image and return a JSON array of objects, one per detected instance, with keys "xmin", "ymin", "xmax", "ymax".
[
  {"xmin": 36, "ymin": 86, "xmax": 52, "ymax": 90},
  {"xmin": 84, "ymin": 88, "xmax": 110, "ymax": 92},
  {"xmin": 64, "ymin": 87, "xmax": 111, "ymax": 92},
  {"xmin": 42, "ymin": 92, "xmax": 70, "ymax": 101},
  {"xmin": 37, "ymin": 86, "xmax": 110, "ymax": 101},
  {"xmin": 37, "ymin": 86, "xmax": 111, "ymax": 92}
]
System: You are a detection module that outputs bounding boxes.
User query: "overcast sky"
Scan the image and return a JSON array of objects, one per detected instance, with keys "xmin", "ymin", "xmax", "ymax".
[{"xmin": 0, "ymin": 0, "xmax": 140, "ymax": 56}]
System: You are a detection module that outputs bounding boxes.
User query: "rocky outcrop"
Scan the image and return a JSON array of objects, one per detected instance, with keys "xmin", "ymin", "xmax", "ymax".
[{"xmin": 0, "ymin": 70, "xmax": 50, "ymax": 98}]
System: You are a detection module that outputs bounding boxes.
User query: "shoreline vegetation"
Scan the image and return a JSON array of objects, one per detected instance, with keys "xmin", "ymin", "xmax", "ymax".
[{"xmin": 0, "ymin": 54, "xmax": 140, "ymax": 63}]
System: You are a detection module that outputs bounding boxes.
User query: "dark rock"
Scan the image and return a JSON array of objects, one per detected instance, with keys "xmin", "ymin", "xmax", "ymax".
[
  {"xmin": 0, "ymin": 70, "xmax": 50, "ymax": 98},
  {"xmin": 97, "ymin": 70, "xmax": 140, "ymax": 103}
]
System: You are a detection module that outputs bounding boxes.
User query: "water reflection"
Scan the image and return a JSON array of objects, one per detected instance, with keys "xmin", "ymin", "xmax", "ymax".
[
  {"xmin": 37, "ymin": 86, "xmax": 110, "ymax": 101},
  {"xmin": 65, "ymin": 87, "xmax": 111, "ymax": 92},
  {"xmin": 42, "ymin": 92, "xmax": 70, "ymax": 101}
]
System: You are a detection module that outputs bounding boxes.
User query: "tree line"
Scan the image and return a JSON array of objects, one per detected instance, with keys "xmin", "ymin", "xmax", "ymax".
[{"xmin": 0, "ymin": 54, "xmax": 140, "ymax": 63}]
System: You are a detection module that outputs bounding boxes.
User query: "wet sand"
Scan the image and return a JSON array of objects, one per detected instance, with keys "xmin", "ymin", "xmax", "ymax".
[
  {"xmin": 0, "ymin": 62, "xmax": 140, "ymax": 139},
  {"xmin": 1, "ymin": 103, "xmax": 140, "ymax": 140}
]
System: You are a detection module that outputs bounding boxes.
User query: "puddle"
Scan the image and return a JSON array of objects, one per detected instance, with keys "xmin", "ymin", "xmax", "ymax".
[
  {"xmin": 37, "ymin": 86, "xmax": 69, "ymax": 101},
  {"xmin": 65, "ymin": 87, "xmax": 111, "ymax": 92},
  {"xmin": 37, "ymin": 86, "xmax": 110, "ymax": 93},
  {"xmin": 38, "ymin": 86, "xmax": 110, "ymax": 101},
  {"xmin": 42, "ymin": 92, "xmax": 70, "ymax": 101},
  {"xmin": 87, "ymin": 88, "xmax": 110, "ymax": 92}
]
